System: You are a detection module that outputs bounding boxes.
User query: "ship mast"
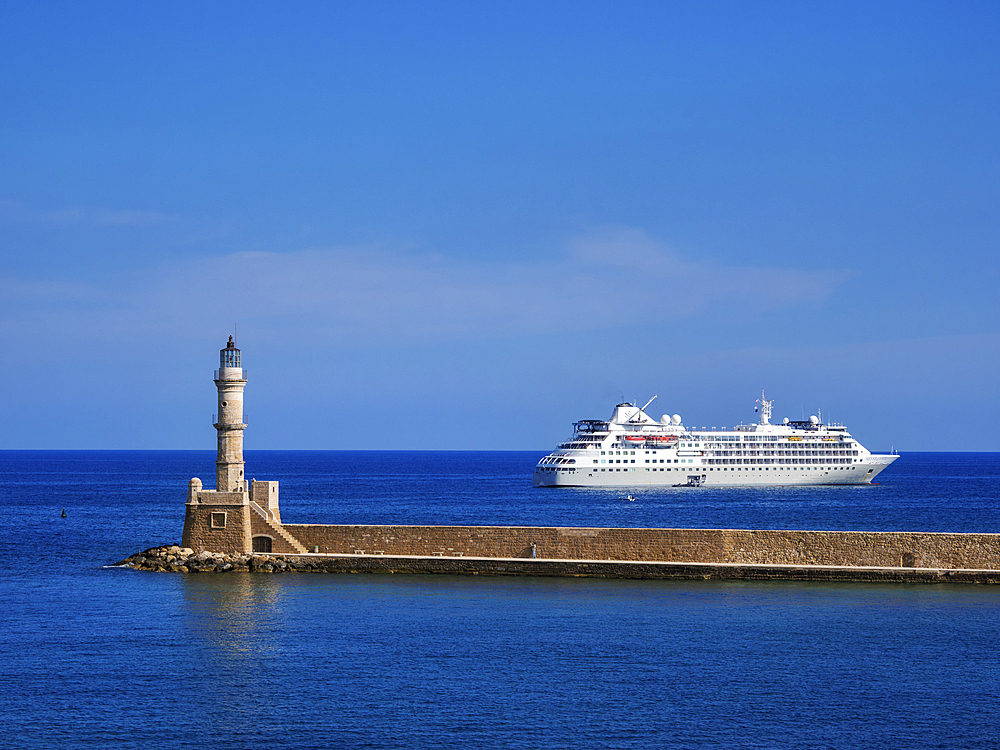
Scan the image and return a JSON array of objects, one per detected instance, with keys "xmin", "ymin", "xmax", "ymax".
[{"xmin": 758, "ymin": 390, "xmax": 772, "ymax": 426}]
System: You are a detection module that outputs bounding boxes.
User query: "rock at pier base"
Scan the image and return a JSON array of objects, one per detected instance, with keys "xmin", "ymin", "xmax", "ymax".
[{"xmin": 112, "ymin": 545, "xmax": 1000, "ymax": 584}]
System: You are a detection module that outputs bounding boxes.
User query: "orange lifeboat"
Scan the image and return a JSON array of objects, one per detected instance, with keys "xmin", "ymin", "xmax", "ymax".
[{"xmin": 647, "ymin": 435, "xmax": 678, "ymax": 445}]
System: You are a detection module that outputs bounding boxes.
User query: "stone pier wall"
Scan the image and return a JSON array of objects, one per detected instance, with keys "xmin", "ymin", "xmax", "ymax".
[{"xmin": 281, "ymin": 524, "xmax": 1000, "ymax": 570}]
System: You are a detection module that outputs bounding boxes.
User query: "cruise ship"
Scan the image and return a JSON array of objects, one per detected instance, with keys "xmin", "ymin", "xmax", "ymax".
[{"xmin": 532, "ymin": 393, "xmax": 897, "ymax": 487}]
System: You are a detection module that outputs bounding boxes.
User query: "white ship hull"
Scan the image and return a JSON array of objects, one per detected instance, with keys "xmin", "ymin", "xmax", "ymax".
[{"xmin": 533, "ymin": 396, "xmax": 898, "ymax": 488}]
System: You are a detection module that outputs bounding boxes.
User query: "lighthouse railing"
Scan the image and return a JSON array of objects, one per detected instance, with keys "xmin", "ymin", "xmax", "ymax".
[
  {"xmin": 212, "ymin": 414, "xmax": 249, "ymax": 426},
  {"xmin": 214, "ymin": 369, "xmax": 247, "ymax": 381}
]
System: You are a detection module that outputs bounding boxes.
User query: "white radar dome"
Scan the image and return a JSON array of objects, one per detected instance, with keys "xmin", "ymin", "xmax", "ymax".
[
  {"xmin": 809, "ymin": 415, "xmax": 819, "ymax": 424},
  {"xmin": 782, "ymin": 417, "xmax": 789, "ymax": 424},
  {"xmin": 660, "ymin": 414, "xmax": 671, "ymax": 424},
  {"xmin": 671, "ymin": 414, "xmax": 682, "ymax": 425}
]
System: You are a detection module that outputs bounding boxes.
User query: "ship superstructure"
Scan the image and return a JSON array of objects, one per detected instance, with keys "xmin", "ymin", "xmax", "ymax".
[{"xmin": 532, "ymin": 393, "xmax": 897, "ymax": 487}]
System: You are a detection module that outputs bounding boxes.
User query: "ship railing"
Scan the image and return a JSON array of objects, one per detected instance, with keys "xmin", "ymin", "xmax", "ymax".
[{"xmin": 608, "ymin": 425, "xmax": 859, "ymax": 438}]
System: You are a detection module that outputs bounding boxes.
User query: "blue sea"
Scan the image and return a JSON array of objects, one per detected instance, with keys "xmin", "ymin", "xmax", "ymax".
[{"xmin": 2, "ymin": 450, "xmax": 999, "ymax": 749}]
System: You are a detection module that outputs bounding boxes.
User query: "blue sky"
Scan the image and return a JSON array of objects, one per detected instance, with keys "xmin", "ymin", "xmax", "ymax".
[{"xmin": 1, "ymin": 1, "xmax": 997, "ymax": 451}]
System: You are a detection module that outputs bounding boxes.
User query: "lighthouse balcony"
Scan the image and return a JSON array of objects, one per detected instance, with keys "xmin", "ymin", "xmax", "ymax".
[
  {"xmin": 213, "ymin": 413, "xmax": 248, "ymax": 427},
  {"xmin": 214, "ymin": 368, "xmax": 247, "ymax": 381}
]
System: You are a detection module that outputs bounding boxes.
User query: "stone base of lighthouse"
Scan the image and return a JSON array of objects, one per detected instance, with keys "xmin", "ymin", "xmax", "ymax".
[
  {"xmin": 182, "ymin": 477, "xmax": 306, "ymax": 555},
  {"xmin": 181, "ymin": 478, "xmax": 251, "ymax": 554}
]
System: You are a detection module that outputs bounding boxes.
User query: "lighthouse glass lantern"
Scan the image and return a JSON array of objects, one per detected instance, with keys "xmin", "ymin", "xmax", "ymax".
[{"xmin": 221, "ymin": 335, "xmax": 241, "ymax": 370}]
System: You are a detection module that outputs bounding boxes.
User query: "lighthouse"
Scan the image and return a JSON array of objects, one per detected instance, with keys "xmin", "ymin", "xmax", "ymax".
[
  {"xmin": 183, "ymin": 337, "xmax": 296, "ymax": 555},
  {"xmin": 215, "ymin": 335, "xmax": 247, "ymax": 492}
]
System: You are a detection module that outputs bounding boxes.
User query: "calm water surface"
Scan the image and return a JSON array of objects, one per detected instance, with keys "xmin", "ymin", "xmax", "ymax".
[{"xmin": 1, "ymin": 451, "xmax": 999, "ymax": 749}]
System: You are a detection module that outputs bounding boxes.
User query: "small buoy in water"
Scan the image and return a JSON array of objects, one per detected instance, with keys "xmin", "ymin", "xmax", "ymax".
[
  {"xmin": 61, "ymin": 509, "xmax": 66, "ymax": 518},
  {"xmin": 625, "ymin": 494, "xmax": 635, "ymax": 502}
]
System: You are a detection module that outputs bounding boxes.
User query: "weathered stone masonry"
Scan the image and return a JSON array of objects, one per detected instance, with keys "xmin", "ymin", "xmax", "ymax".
[
  {"xmin": 280, "ymin": 524, "xmax": 1000, "ymax": 571},
  {"xmin": 181, "ymin": 479, "xmax": 251, "ymax": 554}
]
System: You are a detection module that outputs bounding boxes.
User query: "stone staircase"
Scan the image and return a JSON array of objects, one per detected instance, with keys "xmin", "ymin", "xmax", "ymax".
[{"xmin": 250, "ymin": 501, "xmax": 308, "ymax": 554}]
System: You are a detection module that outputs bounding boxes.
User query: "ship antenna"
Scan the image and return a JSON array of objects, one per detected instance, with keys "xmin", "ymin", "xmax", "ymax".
[
  {"xmin": 640, "ymin": 395, "xmax": 657, "ymax": 412},
  {"xmin": 758, "ymin": 390, "xmax": 772, "ymax": 426}
]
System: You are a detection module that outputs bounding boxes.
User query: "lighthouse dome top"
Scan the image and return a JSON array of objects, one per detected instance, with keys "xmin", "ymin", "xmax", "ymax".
[{"xmin": 219, "ymin": 335, "xmax": 241, "ymax": 371}]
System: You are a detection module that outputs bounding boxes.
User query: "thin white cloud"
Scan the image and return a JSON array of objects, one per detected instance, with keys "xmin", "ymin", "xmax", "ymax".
[
  {"xmin": 564, "ymin": 227, "xmax": 854, "ymax": 312},
  {"xmin": 0, "ymin": 226, "xmax": 858, "ymax": 347},
  {"xmin": 134, "ymin": 232, "xmax": 850, "ymax": 341}
]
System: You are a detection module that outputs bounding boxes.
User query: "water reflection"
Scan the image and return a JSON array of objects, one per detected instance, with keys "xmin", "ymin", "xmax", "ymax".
[{"xmin": 181, "ymin": 573, "xmax": 285, "ymax": 657}]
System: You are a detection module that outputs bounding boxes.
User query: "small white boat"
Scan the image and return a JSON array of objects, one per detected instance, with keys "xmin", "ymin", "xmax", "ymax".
[{"xmin": 673, "ymin": 475, "xmax": 706, "ymax": 488}]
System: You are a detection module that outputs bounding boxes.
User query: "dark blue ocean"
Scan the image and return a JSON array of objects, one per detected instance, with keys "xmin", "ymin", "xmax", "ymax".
[{"xmin": 2, "ymin": 451, "xmax": 999, "ymax": 749}]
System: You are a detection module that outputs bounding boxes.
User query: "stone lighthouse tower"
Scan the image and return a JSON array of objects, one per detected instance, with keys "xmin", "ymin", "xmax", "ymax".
[
  {"xmin": 215, "ymin": 335, "xmax": 247, "ymax": 492},
  {"xmin": 183, "ymin": 337, "xmax": 298, "ymax": 555}
]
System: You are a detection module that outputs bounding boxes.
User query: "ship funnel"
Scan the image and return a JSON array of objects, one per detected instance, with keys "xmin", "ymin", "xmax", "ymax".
[{"xmin": 610, "ymin": 403, "xmax": 655, "ymax": 425}]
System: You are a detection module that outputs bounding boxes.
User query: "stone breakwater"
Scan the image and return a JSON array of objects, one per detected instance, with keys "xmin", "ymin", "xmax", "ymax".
[
  {"xmin": 116, "ymin": 545, "xmax": 1000, "ymax": 584},
  {"xmin": 279, "ymin": 525, "xmax": 1000, "ymax": 570},
  {"xmin": 117, "ymin": 545, "xmax": 315, "ymax": 574}
]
